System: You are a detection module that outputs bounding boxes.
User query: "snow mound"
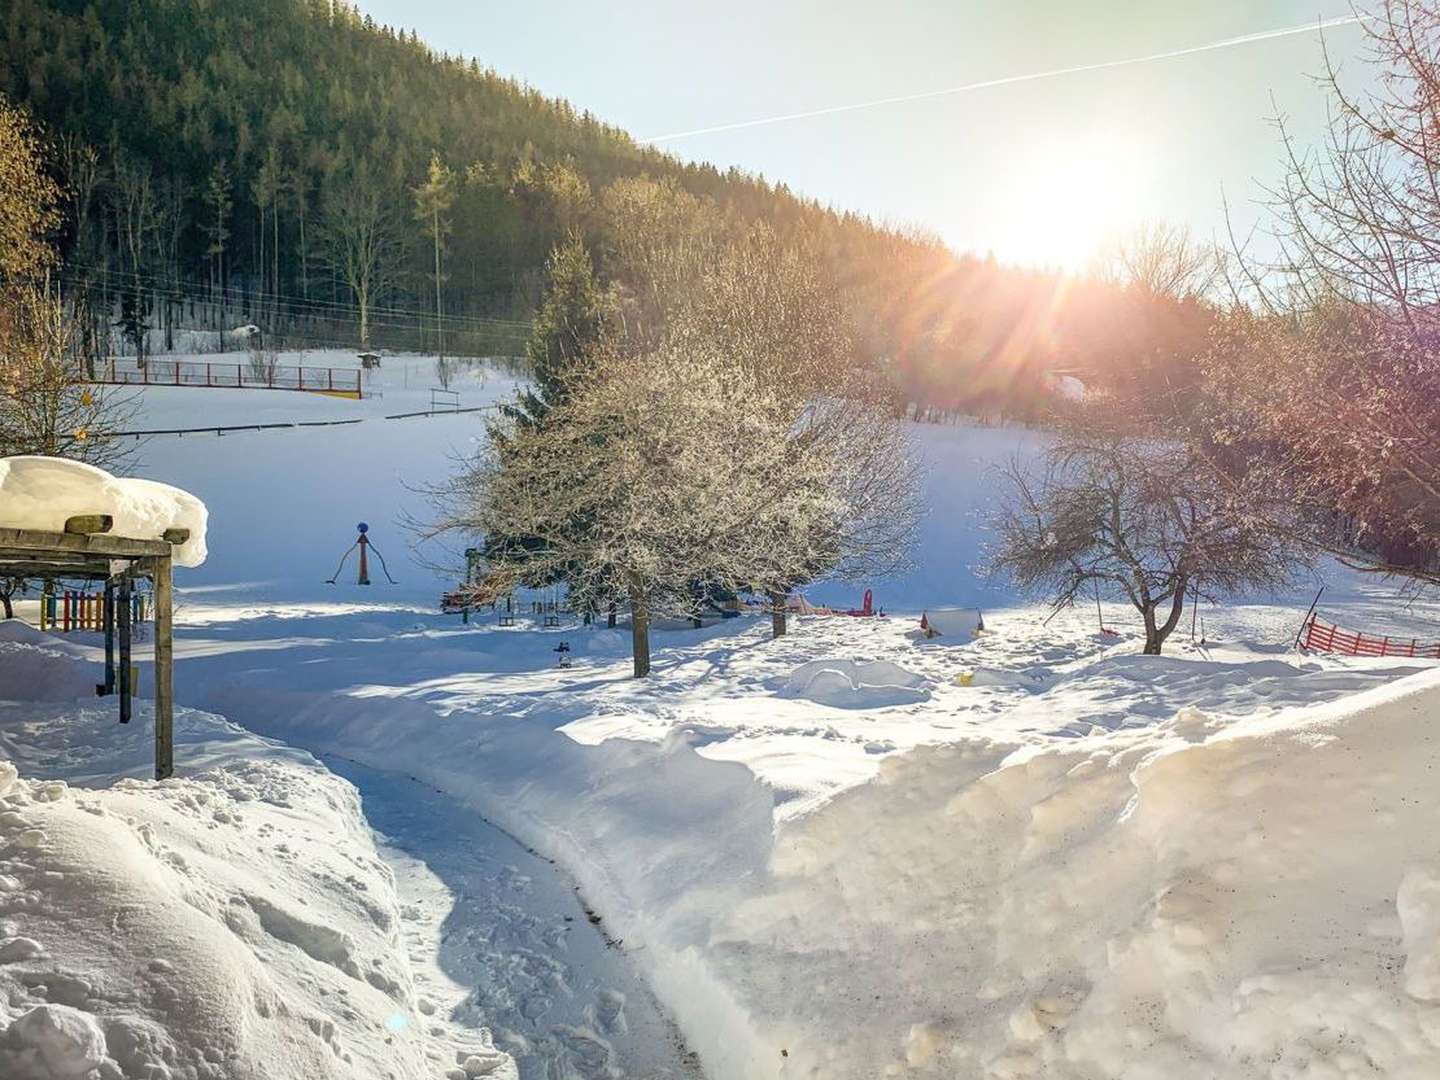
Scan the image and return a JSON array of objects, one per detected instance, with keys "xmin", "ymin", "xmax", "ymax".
[
  {"xmin": 778, "ymin": 658, "xmax": 930, "ymax": 709},
  {"xmin": 0, "ymin": 696, "xmax": 517, "ymax": 1080},
  {"xmin": 714, "ymin": 669, "xmax": 1440, "ymax": 1077},
  {"xmin": 0, "ymin": 633, "xmax": 98, "ymax": 702},
  {"xmin": 0, "ymin": 456, "xmax": 207, "ymax": 567}
]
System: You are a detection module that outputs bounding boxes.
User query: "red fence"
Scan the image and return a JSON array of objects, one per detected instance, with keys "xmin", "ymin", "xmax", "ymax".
[
  {"xmin": 1300, "ymin": 615, "xmax": 1440, "ymax": 659},
  {"xmin": 92, "ymin": 357, "xmax": 362, "ymax": 397}
]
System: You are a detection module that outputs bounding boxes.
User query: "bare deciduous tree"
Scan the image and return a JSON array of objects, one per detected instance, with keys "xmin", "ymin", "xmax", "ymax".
[
  {"xmin": 991, "ymin": 433, "xmax": 1309, "ymax": 654},
  {"xmin": 0, "ymin": 96, "xmax": 59, "ymax": 284},
  {"xmin": 1209, "ymin": 1, "xmax": 1440, "ymax": 586},
  {"xmin": 0, "ymin": 283, "xmax": 135, "ymax": 467},
  {"xmin": 320, "ymin": 176, "xmax": 402, "ymax": 348},
  {"xmin": 0, "ymin": 576, "xmax": 23, "ymax": 620},
  {"xmin": 1095, "ymin": 221, "xmax": 1218, "ymax": 302}
]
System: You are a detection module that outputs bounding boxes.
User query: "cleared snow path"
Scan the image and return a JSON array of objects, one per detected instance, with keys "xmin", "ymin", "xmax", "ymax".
[{"xmin": 320, "ymin": 755, "xmax": 704, "ymax": 1080}]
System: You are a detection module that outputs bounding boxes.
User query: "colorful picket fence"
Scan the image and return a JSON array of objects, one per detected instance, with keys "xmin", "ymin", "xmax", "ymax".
[
  {"xmin": 1299, "ymin": 614, "xmax": 1440, "ymax": 659},
  {"xmin": 39, "ymin": 590, "xmax": 148, "ymax": 633}
]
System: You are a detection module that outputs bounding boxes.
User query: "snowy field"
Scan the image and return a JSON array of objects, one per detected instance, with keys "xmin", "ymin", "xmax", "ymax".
[{"xmin": 4, "ymin": 349, "xmax": 1440, "ymax": 1078}]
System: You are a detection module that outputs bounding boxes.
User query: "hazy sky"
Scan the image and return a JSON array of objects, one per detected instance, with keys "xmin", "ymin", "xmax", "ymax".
[{"xmin": 359, "ymin": 1, "xmax": 1371, "ymax": 269}]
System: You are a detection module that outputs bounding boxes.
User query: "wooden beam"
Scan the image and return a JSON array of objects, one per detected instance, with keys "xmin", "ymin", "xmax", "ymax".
[
  {"xmin": 0, "ymin": 527, "xmax": 170, "ymax": 559},
  {"xmin": 149, "ymin": 555, "xmax": 174, "ymax": 781},
  {"xmin": 63, "ymin": 514, "xmax": 114, "ymax": 535},
  {"xmin": 0, "ymin": 560, "xmax": 114, "ymax": 580},
  {"xmin": 160, "ymin": 527, "xmax": 190, "ymax": 546}
]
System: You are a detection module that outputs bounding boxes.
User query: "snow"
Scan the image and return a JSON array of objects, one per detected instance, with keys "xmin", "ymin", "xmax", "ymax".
[
  {"xmin": 0, "ymin": 457, "xmax": 208, "ymax": 567},
  {"xmin": 0, "ymin": 632, "xmax": 519, "ymax": 1080},
  {"xmin": 776, "ymin": 657, "xmax": 930, "ymax": 708},
  {"xmin": 918, "ymin": 606, "xmax": 985, "ymax": 639},
  {"xmin": 9, "ymin": 347, "xmax": 1440, "ymax": 1078}
]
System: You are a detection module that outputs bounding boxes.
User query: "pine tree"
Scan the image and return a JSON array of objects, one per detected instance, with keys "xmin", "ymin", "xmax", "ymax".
[
  {"xmin": 412, "ymin": 152, "xmax": 456, "ymax": 358},
  {"xmin": 202, "ymin": 164, "xmax": 233, "ymax": 296},
  {"xmin": 507, "ymin": 232, "xmax": 610, "ymax": 428}
]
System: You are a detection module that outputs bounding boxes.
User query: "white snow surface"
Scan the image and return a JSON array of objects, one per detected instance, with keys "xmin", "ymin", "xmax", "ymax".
[
  {"xmin": 11, "ymin": 349, "xmax": 1440, "ymax": 1078},
  {"xmin": 0, "ymin": 457, "xmax": 208, "ymax": 567},
  {"xmin": 0, "ymin": 635, "xmax": 516, "ymax": 1080}
]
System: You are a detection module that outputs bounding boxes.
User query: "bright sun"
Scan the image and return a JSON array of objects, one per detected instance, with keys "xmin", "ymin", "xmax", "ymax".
[{"xmin": 994, "ymin": 131, "xmax": 1151, "ymax": 271}]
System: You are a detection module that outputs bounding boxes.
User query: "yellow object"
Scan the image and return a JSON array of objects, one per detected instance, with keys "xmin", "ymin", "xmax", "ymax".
[{"xmin": 956, "ymin": 671, "xmax": 975, "ymax": 687}]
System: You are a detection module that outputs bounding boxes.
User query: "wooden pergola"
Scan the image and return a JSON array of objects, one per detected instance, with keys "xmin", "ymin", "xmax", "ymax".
[{"xmin": 0, "ymin": 520, "xmax": 178, "ymax": 779}]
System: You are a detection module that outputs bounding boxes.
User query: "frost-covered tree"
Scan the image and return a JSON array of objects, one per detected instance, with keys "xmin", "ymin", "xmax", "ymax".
[
  {"xmin": 0, "ymin": 96, "xmax": 58, "ymax": 283},
  {"xmin": 992, "ymin": 434, "xmax": 1308, "ymax": 654},
  {"xmin": 0, "ymin": 282, "xmax": 134, "ymax": 467},
  {"xmin": 0, "ymin": 95, "xmax": 131, "ymax": 467},
  {"xmin": 1209, "ymin": 0, "xmax": 1440, "ymax": 587},
  {"xmin": 433, "ymin": 342, "xmax": 845, "ymax": 676}
]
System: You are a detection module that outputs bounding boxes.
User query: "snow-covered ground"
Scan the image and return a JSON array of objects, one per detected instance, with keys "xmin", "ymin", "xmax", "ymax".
[
  {"xmin": 6, "ymin": 348, "xmax": 1440, "ymax": 1079},
  {"xmin": 0, "ymin": 621, "xmax": 514, "ymax": 1080}
]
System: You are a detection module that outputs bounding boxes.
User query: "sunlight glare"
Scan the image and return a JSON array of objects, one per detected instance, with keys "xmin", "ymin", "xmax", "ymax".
[{"xmin": 994, "ymin": 129, "xmax": 1151, "ymax": 271}]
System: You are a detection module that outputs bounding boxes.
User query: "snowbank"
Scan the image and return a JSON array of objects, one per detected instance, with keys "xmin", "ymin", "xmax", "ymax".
[
  {"xmin": 0, "ymin": 456, "xmax": 208, "ymax": 567},
  {"xmin": 776, "ymin": 657, "xmax": 930, "ymax": 709},
  {"xmin": 183, "ymin": 603, "xmax": 1440, "ymax": 1080},
  {"xmin": 0, "ymin": 635, "xmax": 515, "ymax": 1080},
  {"xmin": 709, "ymin": 669, "xmax": 1440, "ymax": 1077},
  {"xmin": 0, "ymin": 622, "xmax": 99, "ymax": 701}
]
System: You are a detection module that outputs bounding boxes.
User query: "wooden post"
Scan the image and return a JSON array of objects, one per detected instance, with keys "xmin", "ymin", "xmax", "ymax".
[
  {"xmin": 1294, "ymin": 585, "xmax": 1325, "ymax": 649},
  {"xmin": 118, "ymin": 577, "xmax": 132, "ymax": 723},
  {"xmin": 151, "ymin": 556, "xmax": 174, "ymax": 780},
  {"xmin": 100, "ymin": 581, "xmax": 115, "ymax": 696}
]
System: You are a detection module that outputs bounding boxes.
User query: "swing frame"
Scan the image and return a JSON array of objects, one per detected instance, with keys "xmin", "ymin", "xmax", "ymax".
[{"xmin": 0, "ymin": 523, "xmax": 180, "ymax": 779}]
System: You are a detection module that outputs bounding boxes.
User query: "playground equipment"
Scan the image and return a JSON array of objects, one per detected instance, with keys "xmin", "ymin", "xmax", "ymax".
[
  {"xmin": 441, "ymin": 548, "xmax": 485, "ymax": 622},
  {"xmin": 39, "ymin": 587, "xmax": 148, "ymax": 633},
  {"xmin": 325, "ymin": 522, "xmax": 397, "ymax": 586}
]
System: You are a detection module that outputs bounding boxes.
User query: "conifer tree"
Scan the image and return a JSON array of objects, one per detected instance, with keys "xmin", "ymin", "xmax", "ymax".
[{"xmin": 412, "ymin": 153, "xmax": 456, "ymax": 358}]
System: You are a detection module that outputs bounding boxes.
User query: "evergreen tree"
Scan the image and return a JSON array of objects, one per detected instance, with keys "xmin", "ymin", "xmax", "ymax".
[
  {"xmin": 508, "ymin": 233, "xmax": 610, "ymax": 428},
  {"xmin": 412, "ymin": 153, "xmax": 457, "ymax": 358}
]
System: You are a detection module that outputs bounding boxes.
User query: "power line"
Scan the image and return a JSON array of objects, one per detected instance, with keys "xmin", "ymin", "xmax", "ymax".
[
  {"xmin": 641, "ymin": 14, "xmax": 1370, "ymax": 144},
  {"xmin": 61, "ymin": 263, "xmax": 535, "ymax": 331}
]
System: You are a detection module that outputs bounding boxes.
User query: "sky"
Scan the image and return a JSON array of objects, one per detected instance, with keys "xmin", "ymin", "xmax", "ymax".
[{"xmin": 358, "ymin": 0, "xmax": 1373, "ymax": 270}]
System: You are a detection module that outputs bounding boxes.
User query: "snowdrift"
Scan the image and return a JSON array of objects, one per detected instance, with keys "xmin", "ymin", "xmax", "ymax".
[
  {"xmin": 0, "ymin": 640, "xmax": 515, "ymax": 1080},
  {"xmin": 776, "ymin": 658, "xmax": 930, "ymax": 709},
  {"xmin": 0, "ymin": 456, "xmax": 208, "ymax": 567},
  {"xmin": 713, "ymin": 669, "xmax": 1440, "ymax": 1077},
  {"xmin": 0, "ymin": 622, "xmax": 99, "ymax": 702}
]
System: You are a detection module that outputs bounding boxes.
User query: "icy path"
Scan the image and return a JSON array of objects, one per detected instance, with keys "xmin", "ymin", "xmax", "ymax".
[{"xmin": 321, "ymin": 755, "xmax": 704, "ymax": 1080}]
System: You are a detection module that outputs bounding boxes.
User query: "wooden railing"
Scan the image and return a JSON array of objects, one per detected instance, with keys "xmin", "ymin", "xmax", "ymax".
[{"xmin": 91, "ymin": 357, "xmax": 362, "ymax": 397}]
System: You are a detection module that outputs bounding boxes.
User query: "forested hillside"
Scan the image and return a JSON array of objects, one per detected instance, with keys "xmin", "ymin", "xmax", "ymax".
[{"xmin": 0, "ymin": 0, "xmax": 1205, "ymax": 412}]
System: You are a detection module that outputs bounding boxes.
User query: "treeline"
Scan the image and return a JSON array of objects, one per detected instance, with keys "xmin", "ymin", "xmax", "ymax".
[{"xmin": 1, "ymin": 0, "xmax": 1204, "ymax": 411}]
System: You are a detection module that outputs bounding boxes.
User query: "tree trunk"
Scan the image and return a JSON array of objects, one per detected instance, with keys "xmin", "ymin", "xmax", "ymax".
[
  {"xmin": 0, "ymin": 590, "xmax": 13, "ymax": 620},
  {"xmin": 1141, "ymin": 580, "xmax": 1188, "ymax": 655},
  {"xmin": 770, "ymin": 590, "xmax": 787, "ymax": 639},
  {"xmin": 607, "ymin": 603, "xmax": 617, "ymax": 629},
  {"xmin": 628, "ymin": 579, "xmax": 650, "ymax": 678},
  {"xmin": 433, "ymin": 207, "xmax": 444, "ymax": 360}
]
